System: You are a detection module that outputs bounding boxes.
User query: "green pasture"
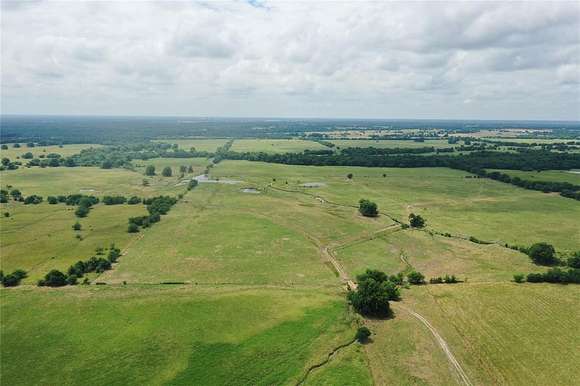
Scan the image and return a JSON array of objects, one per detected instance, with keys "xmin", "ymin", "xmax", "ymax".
[
  {"xmin": 152, "ymin": 139, "xmax": 229, "ymax": 152},
  {"xmin": 330, "ymin": 139, "xmax": 455, "ymax": 149},
  {"xmin": 1, "ymin": 286, "xmax": 360, "ymax": 386}
]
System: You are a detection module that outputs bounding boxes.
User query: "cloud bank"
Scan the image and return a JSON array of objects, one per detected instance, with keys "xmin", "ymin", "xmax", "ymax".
[{"xmin": 2, "ymin": 1, "xmax": 579, "ymax": 120}]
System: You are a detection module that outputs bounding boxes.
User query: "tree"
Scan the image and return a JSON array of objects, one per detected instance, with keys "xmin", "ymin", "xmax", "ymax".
[
  {"xmin": 100, "ymin": 160, "xmax": 113, "ymax": 169},
  {"xmin": 22, "ymin": 152, "xmax": 34, "ymax": 159},
  {"xmin": 513, "ymin": 274, "xmax": 525, "ymax": 283},
  {"xmin": 128, "ymin": 223, "xmax": 139, "ymax": 233},
  {"xmin": 407, "ymin": 270, "xmax": 425, "ymax": 285},
  {"xmin": 347, "ymin": 173, "xmax": 353, "ymax": 179},
  {"xmin": 75, "ymin": 205, "xmax": 90, "ymax": 218},
  {"xmin": 347, "ymin": 278, "xmax": 391, "ymax": 317},
  {"xmin": 1, "ymin": 144, "xmax": 7, "ymax": 150},
  {"xmin": 72, "ymin": 222, "xmax": 82, "ymax": 231},
  {"xmin": 39, "ymin": 270, "xmax": 68, "ymax": 287},
  {"xmin": 187, "ymin": 179, "xmax": 198, "ymax": 191},
  {"xmin": 162, "ymin": 166, "xmax": 172, "ymax": 177},
  {"xmin": 127, "ymin": 196, "xmax": 141, "ymax": 205},
  {"xmin": 9, "ymin": 189, "xmax": 22, "ymax": 200},
  {"xmin": 1, "ymin": 269, "xmax": 27, "ymax": 287},
  {"xmin": 145, "ymin": 165, "xmax": 156, "ymax": 176},
  {"xmin": 355, "ymin": 326, "xmax": 371, "ymax": 343},
  {"xmin": 47, "ymin": 196, "xmax": 58, "ymax": 204},
  {"xmin": 568, "ymin": 253, "xmax": 580, "ymax": 269},
  {"xmin": 528, "ymin": 242, "xmax": 557, "ymax": 265},
  {"xmin": 179, "ymin": 165, "xmax": 187, "ymax": 174},
  {"xmin": 409, "ymin": 213, "xmax": 425, "ymax": 228},
  {"xmin": 358, "ymin": 199, "xmax": 378, "ymax": 217}
]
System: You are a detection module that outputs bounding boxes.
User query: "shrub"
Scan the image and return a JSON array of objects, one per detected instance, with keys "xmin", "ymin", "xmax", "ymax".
[
  {"xmin": 75, "ymin": 205, "xmax": 90, "ymax": 218},
  {"xmin": 358, "ymin": 199, "xmax": 378, "ymax": 217},
  {"xmin": 355, "ymin": 326, "xmax": 371, "ymax": 343},
  {"xmin": 567, "ymin": 254, "xmax": 580, "ymax": 269},
  {"xmin": 513, "ymin": 274, "xmax": 525, "ymax": 283},
  {"xmin": 72, "ymin": 222, "xmax": 82, "ymax": 231},
  {"xmin": 1, "ymin": 269, "xmax": 27, "ymax": 287},
  {"xmin": 526, "ymin": 273, "xmax": 544, "ymax": 283},
  {"xmin": 47, "ymin": 196, "xmax": 58, "ymax": 204},
  {"xmin": 161, "ymin": 166, "xmax": 172, "ymax": 177},
  {"xmin": 145, "ymin": 165, "xmax": 155, "ymax": 176},
  {"xmin": 407, "ymin": 271, "xmax": 425, "ymax": 285},
  {"xmin": 187, "ymin": 179, "xmax": 198, "ymax": 190},
  {"xmin": 128, "ymin": 223, "xmax": 139, "ymax": 233},
  {"xmin": 127, "ymin": 196, "xmax": 141, "ymax": 205},
  {"xmin": 430, "ymin": 276, "xmax": 443, "ymax": 284}
]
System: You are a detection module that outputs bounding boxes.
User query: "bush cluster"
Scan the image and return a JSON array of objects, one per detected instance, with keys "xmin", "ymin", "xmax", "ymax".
[
  {"xmin": 524, "ymin": 268, "xmax": 580, "ymax": 284},
  {"xmin": 1, "ymin": 269, "xmax": 27, "ymax": 287}
]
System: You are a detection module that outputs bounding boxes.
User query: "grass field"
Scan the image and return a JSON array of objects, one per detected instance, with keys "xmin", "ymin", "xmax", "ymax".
[
  {"xmin": 0, "ymin": 286, "xmax": 360, "ymax": 386},
  {"xmin": 489, "ymin": 169, "xmax": 580, "ymax": 185},
  {"xmin": 1, "ymin": 166, "xmax": 184, "ymax": 197},
  {"xmin": 1, "ymin": 157, "xmax": 579, "ymax": 386},
  {"xmin": 132, "ymin": 157, "xmax": 210, "ymax": 176},
  {"xmin": 0, "ymin": 144, "xmax": 101, "ymax": 160},
  {"xmin": 0, "ymin": 202, "xmax": 147, "ymax": 281},
  {"xmin": 215, "ymin": 161, "xmax": 580, "ymax": 251},
  {"xmin": 397, "ymin": 283, "xmax": 580, "ymax": 385},
  {"xmin": 152, "ymin": 139, "xmax": 229, "ymax": 152},
  {"xmin": 230, "ymin": 139, "xmax": 327, "ymax": 153}
]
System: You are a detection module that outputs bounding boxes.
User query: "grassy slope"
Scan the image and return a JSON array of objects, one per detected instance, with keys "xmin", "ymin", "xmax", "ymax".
[
  {"xmin": 1, "ymin": 286, "xmax": 364, "ymax": 386},
  {"xmin": 0, "ymin": 144, "xmax": 101, "ymax": 160},
  {"xmin": 231, "ymin": 139, "xmax": 327, "ymax": 153}
]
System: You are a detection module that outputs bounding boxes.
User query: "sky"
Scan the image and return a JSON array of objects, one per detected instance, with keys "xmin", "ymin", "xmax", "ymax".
[{"xmin": 1, "ymin": 1, "xmax": 579, "ymax": 121}]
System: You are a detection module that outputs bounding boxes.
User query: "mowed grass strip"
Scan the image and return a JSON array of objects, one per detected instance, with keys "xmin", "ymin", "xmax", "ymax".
[
  {"xmin": 0, "ymin": 203, "xmax": 148, "ymax": 280},
  {"xmin": 0, "ymin": 286, "xmax": 356, "ymax": 386}
]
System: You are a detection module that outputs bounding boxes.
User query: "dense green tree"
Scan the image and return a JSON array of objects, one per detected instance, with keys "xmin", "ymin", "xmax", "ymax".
[
  {"xmin": 161, "ymin": 166, "xmax": 172, "ymax": 177},
  {"xmin": 409, "ymin": 213, "xmax": 425, "ymax": 228},
  {"xmin": 128, "ymin": 223, "xmax": 139, "ymax": 233},
  {"xmin": 38, "ymin": 270, "xmax": 68, "ymax": 287},
  {"xmin": 1, "ymin": 269, "xmax": 27, "ymax": 287},
  {"xmin": 145, "ymin": 165, "xmax": 156, "ymax": 176},
  {"xmin": 22, "ymin": 152, "xmax": 34, "ymax": 159},
  {"xmin": 347, "ymin": 278, "xmax": 391, "ymax": 317},
  {"xmin": 127, "ymin": 196, "xmax": 141, "ymax": 205},
  {"xmin": 47, "ymin": 196, "xmax": 58, "ymax": 204},
  {"xmin": 528, "ymin": 242, "xmax": 557, "ymax": 265},
  {"xmin": 358, "ymin": 199, "xmax": 378, "ymax": 217},
  {"xmin": 355, "ymin": 326, "xmax": 371, "ymax": 343},
  {"xmin": 75, "ymin": 205, "xmax": 90, "ymax": 218}
]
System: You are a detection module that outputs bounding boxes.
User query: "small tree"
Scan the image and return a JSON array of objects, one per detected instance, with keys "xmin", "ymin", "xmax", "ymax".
[
  {"xmin": 407, "ymin": 271, "xmax": 425, "ymax": 285},
  {"xmin": 75, "ymin": 205, "xmax": 90, "ymax": 218},
  {"xmin": 128, "ymin": 223, "xmax": 139, "ymax": 233},
  {"xmin": 47, "ymin": 196, "xmax": 58, "ymax": 204},
  {"xmin": 528, "ymin": 242, "xmax": 557, "ymax": 266},
  {"xmin": 72, "ymin": 222, "xmax": 82, "ymax": 231},
  {"xmin": 355, "ymin": 326, "xmax": 371, "ymax": 343},
  {"xmin": 359, "ymin": 199, "xmax": 378, "ymax": 217},
  {"xmin": 409, "ymin": 213, "xmax": 425, "ymax": 228},
  {"xmin": 145, "ymin": 165, "xmax": 156, "ymax": 176},
  {"xmin": 161, "ymin": 166, "xmax": 172, "ymax": 177},
  {"xmin": 347, "ymin": 173, "xmax": 353, "ymax": 179}
]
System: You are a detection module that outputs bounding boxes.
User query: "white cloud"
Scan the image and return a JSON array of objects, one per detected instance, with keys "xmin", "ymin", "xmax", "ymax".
[{"xmin": 1, "ymin": 0, "xmax": 579, "ymax": 120}]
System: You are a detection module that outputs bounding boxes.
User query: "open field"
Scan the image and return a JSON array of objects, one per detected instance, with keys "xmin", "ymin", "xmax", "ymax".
[
  {"xmin": 1, "ymin": 286, "xmax": 360, "ymax": 386},
  {"xmin": 0, "ymin": 166, "xmax": 184, "ymax": 197},
  {"xmin": 214, "ymin": 161, "xmax": 580, "ymax": 251},
  {"xmin": 330, "ymin": 139, "xmax": 455, "ymax": 149},
  {"xmin": 0, "ymin": 202, "xmax": 147, "ymax": 281},
  {"xmin": 230, "ymin": 139, "xmax": 327, "ymax": 153},
  {"xmin": 489, "ymin": 169, "xmax": 580, "ymax": 185},
  {"xmin": 0, "ymin": 144, "xmax": 101, "ymax": 160},
  {"xmin": 152, "ymin": 139, "xmax": 229, "ymax": 152}
]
